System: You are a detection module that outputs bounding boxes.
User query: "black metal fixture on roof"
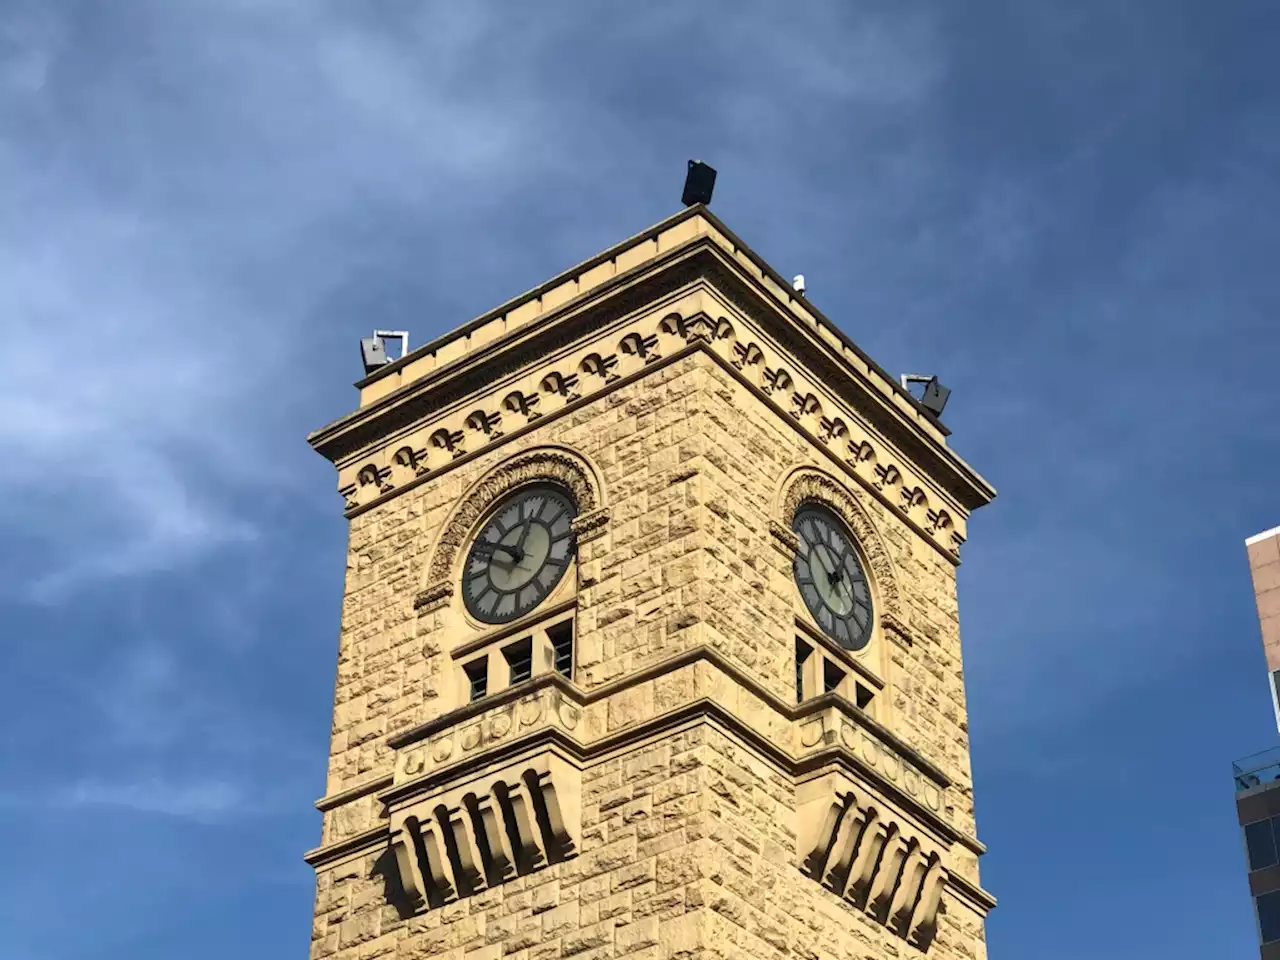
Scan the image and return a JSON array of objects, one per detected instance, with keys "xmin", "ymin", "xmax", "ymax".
[
  {"xmin": 360, "ymin": 330, "xmax": 409, "ymax": 376},
  {"xmin": 900, "ymin": 374, "xmax": 952, "ymax": 419},
  {"xmin": 682, "ymin": 160, "xmax": 717, "ymax": 206}
]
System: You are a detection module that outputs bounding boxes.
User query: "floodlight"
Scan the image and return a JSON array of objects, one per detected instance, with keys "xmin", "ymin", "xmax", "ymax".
[
  {"xmin": 360, "ymin": 330, "xmax": 409, "ymax": 376},
  {"xmin": 682, "ymin": 160, "xmax": 717, "ymax": 206},
  {"xmin": 900, "ymin": 374, "xmax": 951, "ymax": 418},
  {"xmin": 921, "ymin": 377, "xmax": 951, "ymax": 417},
  {"xmin": 361, "ymin": 337, "xmax": 389, "ymax": 375}
]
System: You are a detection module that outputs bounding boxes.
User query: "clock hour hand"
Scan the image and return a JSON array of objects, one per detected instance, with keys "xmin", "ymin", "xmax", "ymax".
[
  {"xmin": 475, "ymin": 542, "xmax": 522, "ymax": 562},
  {"xmin": 812, "ymin": 546, "xmax": 841, "ymax": 585}
]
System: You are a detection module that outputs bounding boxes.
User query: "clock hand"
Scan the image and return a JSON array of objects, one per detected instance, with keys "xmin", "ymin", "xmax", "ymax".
[
  {"xmin": 476, "ymin": 542, "xmax": 522, "ymax": 563},
  {"xmin": 509, "ymin": 517, "xmax": 539, "ymax": 566},
  {"xmin": 813, "ymin": 546, "xmax": 840, "ymax": 584}
]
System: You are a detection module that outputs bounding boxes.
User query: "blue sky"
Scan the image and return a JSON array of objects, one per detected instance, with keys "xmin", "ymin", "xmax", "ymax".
[{"xmin": 2, "ymin": 1, "xmax": 1277, "ymax": 957}]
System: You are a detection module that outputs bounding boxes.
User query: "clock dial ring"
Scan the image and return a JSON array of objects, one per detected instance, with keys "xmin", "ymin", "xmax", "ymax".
[
  {"xmin": 462, "ymin": 485, "xmax": 578, "ymax": 624},
  {"xmin": 792, "ymin": 504, "xmax": 874, "ymax": 650}
]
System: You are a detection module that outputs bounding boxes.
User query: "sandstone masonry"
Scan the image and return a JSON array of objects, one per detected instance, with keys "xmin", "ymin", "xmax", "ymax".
[{"xmin": 306, "ymin": 205, "xmax": 997, "ymax": 960}]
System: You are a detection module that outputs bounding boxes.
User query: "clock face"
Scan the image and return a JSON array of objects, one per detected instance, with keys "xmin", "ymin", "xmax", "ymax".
[
  {"xmin": 792, "ymin": 505, "xmax": 874, "ymax": 650},
  {"xmin": 463, "ymin": 486, "xmax": 577, "ymax": 624}
]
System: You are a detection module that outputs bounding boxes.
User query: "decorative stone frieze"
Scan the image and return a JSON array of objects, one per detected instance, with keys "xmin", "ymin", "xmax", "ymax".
[
  {"xmin": 874, "ymin": 462, "xmax": 901, "ymax": 491},
  {"xmin": 501, "ymin": 389, "xmax": 541, "ymax": 422},
  {"xmin": 798, "ymin": 773, "xmax": 947, "ymax": 950},
  {"xmin": 328, "ymin": 279, "xmax": 971, "ymax": 561},
  {"xmin": 618, "ymin": 330, "xmax": 659, "ymax": 366},
  {"xmin": 539, "ymin": 369, "xmax": 580, "ymax": 403},
  {"xmin": 393, "ymin": 685, "xmax": 582, "ymax": 784},
  {"xmin": 578, "ymin": 351, "xmax": 618, "ymax": 384},
  {"xmin": 794, "ymin": 704, "xmax": 948, "ymax": 818},
  {"xmin": 388, "ymin": 752, "xmax": 580, "ymax": 911},
  {"xmin": 464, "ymin": 408, "xmax": 502, "ymax": 439},
  {"xmin": 430, "ymin": 426, "xmax": 465, "ymax": 458},
  {"xmin": 820, "ymin": 416, "xmax": 849, "ymax": 444}
]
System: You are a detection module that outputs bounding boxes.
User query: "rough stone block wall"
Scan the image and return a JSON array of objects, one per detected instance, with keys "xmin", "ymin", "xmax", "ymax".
[
  {"xmin": 690, "ymin": 358, "xmax": 978, "ymax": 838},
  {"xmin": 312, "ymin": 726, "xmax": 986, "ymax": 960},
  {"xmin": 311, "ymin": 732, "xmax": 712, "ymax": 960},
  {"xmin": 311, "ymin": 341, "xmax": 989, "ymax": 957}
]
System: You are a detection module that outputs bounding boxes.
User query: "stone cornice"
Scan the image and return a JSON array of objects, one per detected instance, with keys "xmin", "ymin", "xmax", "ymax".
[
  {"xmin": 309, "ymin": 237, "xmax": 994, "ymax": 514},
  {"xmin": 381, "ymin": 696, "xmax": 979, "ymax": 862},
  {"xmin": 373, "ymin": 645, "xmax": 977, "ymax": 860},
  {"xmin": 302, "ymin": 824, "xmax": 389, "ymax": 869},
  {"xmin": 309, "ymin": 248, "xmax": 707, "ymax": 463},
  {"xmin": 339, "ymin": 340, "xmax": 700, "ymax": 521},
  {"xmin": 694, "ymin": 245, "xmax": 992, "ymax": 513},
  {"xmin": 347, "ymin": 204, "xmax": 960, "ymax": 453},
  {"xmin": 313, "ymin": 773, "xmax": 393, "ymax": 812},
  {"xmin": 948, "ymin": 869, "xmax": 999, "ymax": 913},
  {"xmin": 303, "ymin": 695, "xmax": 989, "ymax": 906},
  {"xmin": 386, "ymin": 644, "xmax": 944, "ymax": 787},
  {"xmin": 329, "ymin": 333, "xmax": 967, "ymax": 563}
]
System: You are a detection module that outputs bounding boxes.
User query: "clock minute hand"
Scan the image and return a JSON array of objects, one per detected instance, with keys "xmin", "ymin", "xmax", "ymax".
[{"xmin": 516, "ymin": 516, "xmax": 535, "ymax": 551}]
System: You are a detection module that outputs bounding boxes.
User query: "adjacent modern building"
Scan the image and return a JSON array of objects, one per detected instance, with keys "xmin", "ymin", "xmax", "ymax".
[
  {"xmin": 1235, "ymin": 526, "xmax": 1280, "ymax": 957},
  {"xmin": 304, "ymin": 200, "xmax": 998, "ymax": 960}
]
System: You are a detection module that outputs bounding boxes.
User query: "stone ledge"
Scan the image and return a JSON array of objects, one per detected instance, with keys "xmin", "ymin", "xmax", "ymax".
[
  {"xmin": 374, "ymin": 647, "xmax": 978, "ymax": 862},
  {"xmin": 948, "ymin": 869, "xmax": 999, "ymax": 913},
  {"xmin": 389, "ymin": 644, "xmax": 949, "ymax": 789},
  {"xmin": 312, "ymin": 241, "xmax": 993, "ymax": 519},
  {"xmin": 303, "ymin": 824, "xmax": 389, "ymax": 869},
  {"xmin": 314, "ymin": 773, "xmax": 394, "ymax": 812},
  {"xmin": 306, "ymin": 706, "xmax": 994, "ymax": 917},
  {"xmin": 335, "ymin": 332, "xmax": 971, "ymax": 564},
  {"xmin": 389, "ymin": 749, "xmax": 581, "ymax": 912}
]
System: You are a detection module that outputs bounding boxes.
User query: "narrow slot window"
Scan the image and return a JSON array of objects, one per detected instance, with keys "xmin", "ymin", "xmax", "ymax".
[
  {"xmin": 795, "ymin": 639, "xmax": 813, "ymax": 702},
  {"xmin": 548, "ymin": 620, "xmax": 574, "ymax": 679},
  {"xmin": 504, "ymin": 638, "xmax": 533, "ymax": 685},
  {"xmin": 464, "ymin": 658, "xmax": 488, "ymax": 702},
  {"xmin": 855, "ymin": 682, "xmax": 875, "ymax": 711},
  {"xmin": 823, "ymin": 659, "xmax": 845, "ymax": 695}
]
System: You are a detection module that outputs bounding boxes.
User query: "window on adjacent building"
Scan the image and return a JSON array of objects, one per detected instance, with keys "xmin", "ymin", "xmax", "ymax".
[
  {"xmin": 504, "ymin": 639, "xmax": 533, "ymax": 685},
  {"xmin": 548, "ymin": 620, "xmax": 574, "ymax": 679},
  {"xmin": 1258, "ymin": 890, "xmax": 1280, "ymax": 944},
  {"xmin": 464, "ymin": 658, "xmax": 488, "ymax": 702},
  {"xmin": 1246, "ymin": 817, "xmax": 1280, "ymax": 872}
]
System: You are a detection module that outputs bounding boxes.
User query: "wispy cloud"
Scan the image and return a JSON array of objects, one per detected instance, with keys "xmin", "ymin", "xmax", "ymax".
[
  {"xmin": 56, "ymin": 776, "xmax": 250, "ymax": 821},
  {"xmin": 0, "ymin": 1, "xmax": 587, "ymax": 600}
]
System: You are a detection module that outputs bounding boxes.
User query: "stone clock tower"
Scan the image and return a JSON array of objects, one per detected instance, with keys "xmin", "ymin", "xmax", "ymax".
[{"xmin": 306, "ymin": 205, "xmax": 997, "ymax": 960}]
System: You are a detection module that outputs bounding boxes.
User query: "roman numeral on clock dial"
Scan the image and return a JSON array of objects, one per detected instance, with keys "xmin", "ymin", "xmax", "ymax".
[
  {"xmin": 791, "ymin": 504, "xmax": 874, "ymax": 651},
  {"xmin": 462, "ymin": 487, "xmax": 579, "ymax": 625}
]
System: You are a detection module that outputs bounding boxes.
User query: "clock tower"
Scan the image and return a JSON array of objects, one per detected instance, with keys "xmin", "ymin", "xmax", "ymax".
[{"xmin": 306, "ymin": 204, "xmax": 997, "ymax": 960}]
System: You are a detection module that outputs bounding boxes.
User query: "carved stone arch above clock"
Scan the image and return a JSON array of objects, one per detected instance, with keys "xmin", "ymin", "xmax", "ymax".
[
  {"xmin": 415, "ymin": 446, "xmax": 609, "ymax": 615},
  {"xmin": 774, "ymin": 466, "xmax": 906, "ymax": 631}
]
